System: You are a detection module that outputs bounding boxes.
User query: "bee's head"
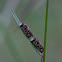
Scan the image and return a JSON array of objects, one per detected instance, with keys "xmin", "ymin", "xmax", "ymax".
[{"xmin": 19, "ymin": 23, "xmax": 24, "ymax": 27}]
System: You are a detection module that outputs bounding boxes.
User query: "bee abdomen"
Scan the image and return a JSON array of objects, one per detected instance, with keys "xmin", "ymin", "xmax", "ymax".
[{"xmin": 31, "ymin": 38, "xmax": 43, "ymax": 53}]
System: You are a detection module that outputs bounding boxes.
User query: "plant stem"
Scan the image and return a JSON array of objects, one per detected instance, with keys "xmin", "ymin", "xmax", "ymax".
[
  {"xmin": 11, "ymin": 9, "xmax": 21, "ymax": 26},
  {"xmin": 41, "ymin": 58, "xmax": 43, "ymax": 62},
  {"xmin": 43, "ymin": 0, "xmax": 49, "ymax": 62},
  {"xmin": 11, "ymin": 9, "xmax": 42, "ymax": 57}
]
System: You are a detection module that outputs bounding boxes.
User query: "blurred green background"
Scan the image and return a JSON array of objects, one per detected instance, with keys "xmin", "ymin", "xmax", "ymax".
[{"xmin": 0, "ymin": 0, "xmax": 62, "ymax": 62}]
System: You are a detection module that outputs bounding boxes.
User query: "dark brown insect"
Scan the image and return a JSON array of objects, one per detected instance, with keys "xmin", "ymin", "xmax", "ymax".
[
  {"xmin": 31, "ymin": 38, "xmax": 43, "ymax": 53},
  {"xmin": 19, "ymin": 23, "xmax": 43, "ymax": 53},
  {"xmin": 19, "ymin": 23, "xmax": 33, "ymax": 38}
]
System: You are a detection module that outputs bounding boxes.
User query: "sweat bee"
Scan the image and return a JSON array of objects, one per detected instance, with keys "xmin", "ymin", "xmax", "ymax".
[
  {"xmin": 19, "ymin": 23, "xmax": 43, "ymax": 53},
  {"xmin": 19, "ymin": 23, "xmax": 43, "ymax": 54},
  {"xmin": 19, "ymin": 23, "xmax": 33, "ymax": 38}
]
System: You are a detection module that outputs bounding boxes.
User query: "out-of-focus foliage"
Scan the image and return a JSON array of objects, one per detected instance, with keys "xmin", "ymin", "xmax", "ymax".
[
  {"xmin": 0, "ymin": 0, "xmax": 7, "ymax": 13},
  {"xmin": 0, "ymin": 0, "xmax": 62, "ymax": 62}
]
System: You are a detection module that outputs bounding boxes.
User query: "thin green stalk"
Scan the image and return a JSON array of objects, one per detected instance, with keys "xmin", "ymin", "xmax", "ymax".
[
  {"xmin": 43, "ymin": 0, "xmax": 49, "ymax": 62},
  {"xmin": 11, "ymin": 9, "xmax": 21, "ymax": 26},
  {"xmin": 11, "ymin": 9, "xmax": 42, "ymax": 57},
  {"xmin": 41, "ymin": 58, "xmax": 43, "ymax": 62}
]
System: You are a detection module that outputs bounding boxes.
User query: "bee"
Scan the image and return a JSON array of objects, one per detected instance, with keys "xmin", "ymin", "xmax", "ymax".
[
  {"xmin": 31, "ymin": 38, "xmax": 43, "ymax": 53},
  {"xmin": 19, "ymin": 23, "xmax": 43, "ymax": 53},
  {"xmin": 11, "ymin": 9, "xmax": 43, "ymax": 57},
  {"xmin": 19, "ymin": 23, "xmax": 33, "ymax": 38}
]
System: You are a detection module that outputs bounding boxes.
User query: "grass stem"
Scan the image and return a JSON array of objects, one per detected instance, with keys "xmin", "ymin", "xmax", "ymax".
[
  {"xmin": 11, "ymin": 9, "xmax": 21, "ymax": 26},
  {"xmin": 43, "ymin": 0, "xmax": 49, "ymax": 62}
]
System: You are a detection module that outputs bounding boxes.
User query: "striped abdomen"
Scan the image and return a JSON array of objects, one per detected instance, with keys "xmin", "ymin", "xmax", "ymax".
[{"xmin": 31, "ymin": 38, "xmax": 43, "ymax": 53}]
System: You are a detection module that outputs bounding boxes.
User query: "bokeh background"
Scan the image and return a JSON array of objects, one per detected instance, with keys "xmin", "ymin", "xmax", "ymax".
[{"xmin": 0, "ymin": 0, "xmax": 62, "ymax": 62}]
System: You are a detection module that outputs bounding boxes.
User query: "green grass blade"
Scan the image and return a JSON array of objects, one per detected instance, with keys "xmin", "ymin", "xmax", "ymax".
[
  {"xmin": 41, "ymin": 58, "xmax": 42, "ymax": 62},
  {"xmin": 43, "ymin": 0, "xmax": 49, "ymax": 62},
  {"xmin": 11, "ymin": 9, "xmax": 21, "ymax": 26},
  {"xmin": 11, "ymin": 9, "xmax": 42, "ymax": 57}
]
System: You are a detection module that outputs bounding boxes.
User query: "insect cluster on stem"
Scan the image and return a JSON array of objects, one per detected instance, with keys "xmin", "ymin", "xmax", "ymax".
[{"xmin": 19, "ymin": 23, "xmax": 44, "ymax": 54}]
